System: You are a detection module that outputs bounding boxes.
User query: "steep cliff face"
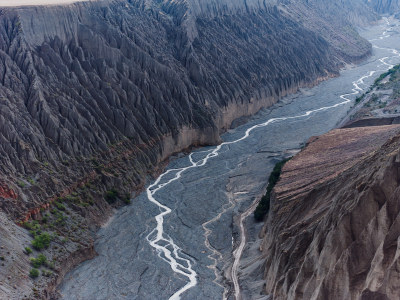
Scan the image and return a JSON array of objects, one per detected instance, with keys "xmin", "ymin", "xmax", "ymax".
[{"xmin": 261, "ymin": 125, "xmax": 400, "ymax": 299}]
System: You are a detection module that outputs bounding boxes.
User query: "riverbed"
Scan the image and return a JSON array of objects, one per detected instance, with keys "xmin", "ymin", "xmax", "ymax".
[{"xmin": 59, "ymin": 17, "xmax": 400, "ymax": 300}]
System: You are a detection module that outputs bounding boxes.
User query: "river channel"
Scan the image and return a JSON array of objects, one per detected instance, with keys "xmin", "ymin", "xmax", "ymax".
[{"xmin": 60, "ymin": 17, "xmax": 400, "ymax": 300}]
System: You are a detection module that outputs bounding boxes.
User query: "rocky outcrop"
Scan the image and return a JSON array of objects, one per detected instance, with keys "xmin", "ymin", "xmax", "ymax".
[{"xmin": 260, "ymin": 125, "xmax": 400, "ymax": 299}]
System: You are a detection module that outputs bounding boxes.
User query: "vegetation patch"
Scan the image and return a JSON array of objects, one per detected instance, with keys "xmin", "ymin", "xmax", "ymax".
[
  {"xmin": 54, "ymin": 201, "xmax": 66, "ymax": 211},
  {"xmin": 122, "ymin": 193, "xmax": 131, "ymax": 204},
  {"xmin": 17, "ymin": 180, "xmax": 26, "ymax": 188},
  {"xmin": 105, "ymin": 188, "xmax": 119, "ymax": 204},
  {"xmin": 355, "ymin": 95, "xmax": 364, "ymax": 104},
  {"xmin": 29, "ymin": 268, "xmax": 39, "ymax": 278},
  {"xmin": 18, "ymin": 166, "xmax": 134, "ymax": 283},
  {"xmin": 42, "ymin": 270, "xmax": 53, "ymax": 277},
  {"xmin": 32, "ymin": 232, "xmax": 52, "ymax": 250},
  {"xmin": 374, "ymin": 64, "xmax": 400, "ymax": 85},
  {"xmin": 30, "ymin": 254, "xmax": 47, "ymax": 268},
  {"xmin": 254, "ymin": 158, "xmax": 290, "ymax": 222}
]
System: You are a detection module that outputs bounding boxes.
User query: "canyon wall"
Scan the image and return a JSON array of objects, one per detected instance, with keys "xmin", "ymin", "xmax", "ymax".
[{"xmin": 261, "ymin": 125, "xmax": 400, "ymax": 299}]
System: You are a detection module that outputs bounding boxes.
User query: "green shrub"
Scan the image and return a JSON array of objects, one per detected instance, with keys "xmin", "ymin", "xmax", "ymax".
[
  {"xmin": 87, "ymin": 195, "xmax": 94, "ymax": 206},
  {"xmin": 24, "ymin": 247, "xmax": 33, "ymax": 255},
  {"xmin": 122, "ymin": 193, "xmax": 131, "ymax": 205},
  {"xmin": 79, "ymin": 202, "xmax": 89, "ymax": 208},
  {"xmin": 54, "ymin": 201, "xmax": 66, "ymax": 211},
  {"xmin": 30, "ymin": 258, "xmax": 40, "ymax": 268},
  {"xmin": 42, "ymin": 214, "xmax": 49, "ymax": 224},
  {"xmin": 21, "ymin": 221, "xmax": 31, "ymax": 230},
  {"xmin": 30, "ymin": 254, "xmax": 47, "ymax": 268},
  {"xmin": 29, "ymin": 229, "xmax": 41, "ymax": 238},
  {"xmin": 32, "ymin": 233, "xmax": 52, "ymax": 250},
  {"xmin": 63, "ymin": 195, "xmax": 79, "ymax": 202},
  {"xmin": 254, "ymin": 158, "xmax": 290, "ymax": 222},
  {"xmin": 254, "ymin": 193, "xmax": 271, "ymax": 222},
  {"xmin": 42, "ymin": 270, "xmax": 53, "ymax": 277},
  {"xmin": 105, "ymin": 188, "xmax": 119, "ymax": 204},
  {"xmin": 29, "ymin": 268, "xmax": 39, "ymax": 278},
  {"xmin": 55, "ymin": 214, "xmax": 66, "ymax": 226},
  {"xmin": 45, "ymin": 260, "xmax": 55, "ymax": 270},
  {"xmin": 22, "ymin": 221, "xmax": 40, "ymax": 231},
  {"xmin": 37, "ymin": 254, "xmax": 46, "ymax": 264},
  {"xmin": 374, "ymin": 64, "xmax": 400, "ymax": 85},
  {"xmin": 24, "ymin": 221, "xmax": 42, "ymax": 238},
  {"xmin": 17, "ymin": 181, "xmax": 26, "ymax": 188}
]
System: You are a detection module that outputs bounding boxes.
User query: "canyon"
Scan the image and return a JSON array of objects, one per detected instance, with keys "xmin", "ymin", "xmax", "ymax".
[
  {"xmin": 60, "ymin": 17, "xmax": 400, "ymax": 300},
  {"xmin": 0, "ymin": 0, "xmax": 399, "ymax": 299}
]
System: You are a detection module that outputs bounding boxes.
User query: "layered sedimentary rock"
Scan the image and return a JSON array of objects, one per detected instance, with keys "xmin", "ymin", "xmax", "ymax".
[{"xmin": 261, "ymin": 125, "xmax": 400, "ymax": 299}]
